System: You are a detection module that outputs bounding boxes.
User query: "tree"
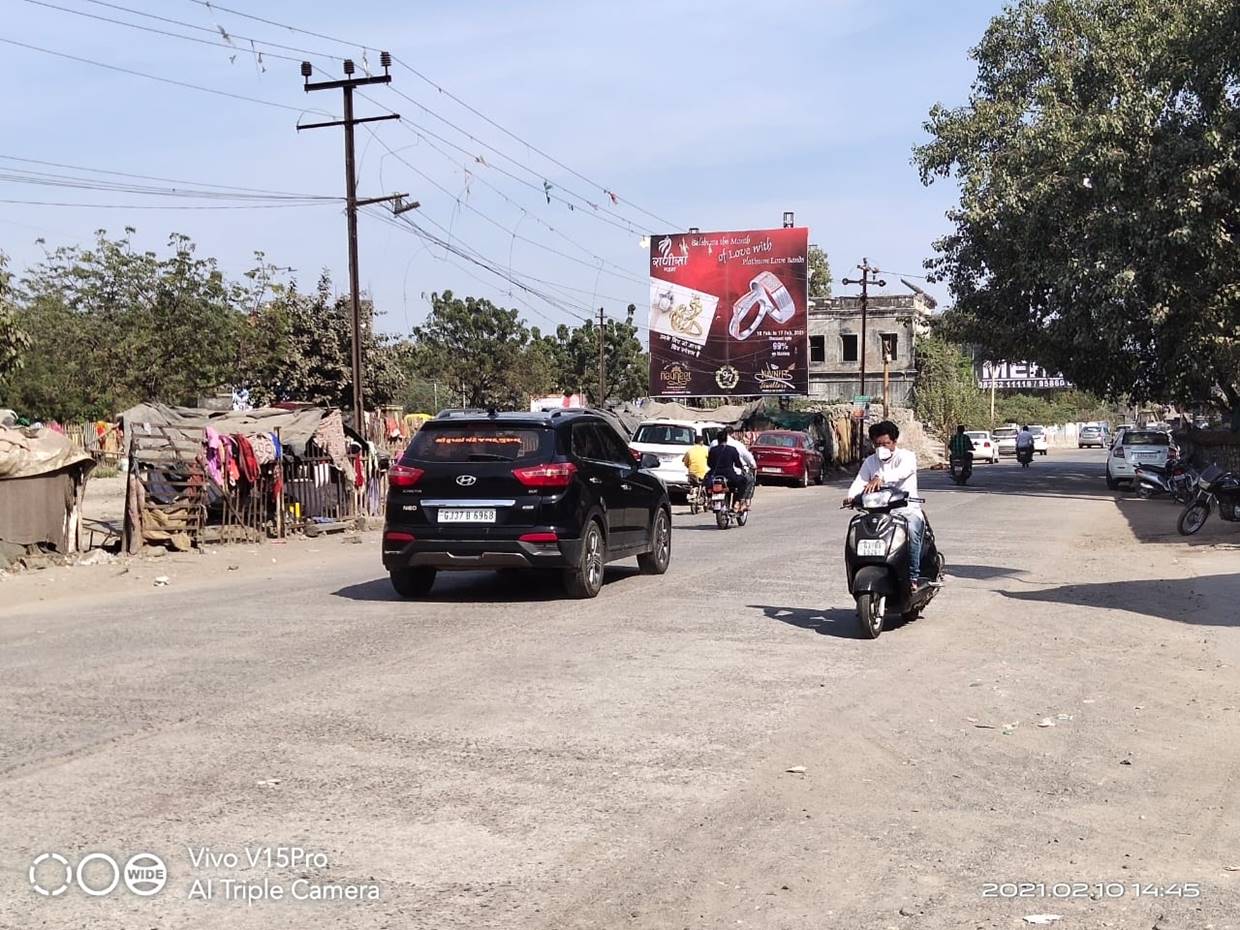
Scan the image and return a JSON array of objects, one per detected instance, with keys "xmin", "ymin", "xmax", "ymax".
[
  {"xmin": 409, "ymin": 291, "xmax": 549, "ymax": 407},
  {"xmin": 807, "ymin": 245, "xmax": 833, "ymax": 299},
  {"xmin": 239, "ymin": 272, "xmax": 406, "ymax": 411},
  {"xmin": 914, "ymin": 336, "xmax": 990, "ymax": 436},
  {"xmin": 915, "ymin": 0, "xmax": 1240, "ymax": 423},
  {"xmin": 541, "ymin": 304, "xmax": 649, "ymax": 403},
  {"xmin": 0, "ymin": 252, "xmax": 29, "ymax": 381}
]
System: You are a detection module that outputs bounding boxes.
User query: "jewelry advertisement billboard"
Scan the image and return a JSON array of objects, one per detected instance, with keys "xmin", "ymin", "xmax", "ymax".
[{"xmin": 648, "ymin": 227, "xmax": 809, "ymax": 396}]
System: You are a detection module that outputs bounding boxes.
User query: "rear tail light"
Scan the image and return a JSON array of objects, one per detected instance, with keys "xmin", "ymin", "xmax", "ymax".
[
  {"xmin": 519, "ymin": 532, "xmax": 559, "ymax": 543},
  {"xmin": 629, "ymin": 448, "xmax": 641, "ymax": 463},
  {"xmin": 1114, "ymin": 447, "xmax": 1125, "ymax": 459},
  {"xmin": 389, "ymin": 464, "xmax": 424, "ymax": 488},
  {"xmin": 513, "ymin": 462, "xmax": 577, "ymax": 488},
  {"xmin": 383, "ymin": 531, "xmax": 415, "ymax": 543}
]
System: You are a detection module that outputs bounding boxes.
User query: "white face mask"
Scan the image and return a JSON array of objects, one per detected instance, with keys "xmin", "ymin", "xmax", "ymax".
[{"xmin": 876, "ymin": 446, "xmax": 894, "ymax": 462}]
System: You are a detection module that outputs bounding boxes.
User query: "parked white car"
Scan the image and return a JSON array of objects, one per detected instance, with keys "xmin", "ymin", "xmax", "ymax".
[
  {"xmin": 964, "ymin": 431, "xmax": 1000, "ymax": 464},
  {"xmin": 1105, "ymin": 428, "xmax": 1172, "ymax": 489},
  {"xmin": 628, "ymin": 419, "xmax": 725, "ymax": 495},
  {"xmin": 1028, "ymin": 425, "xmax": 1050, "ymax": 455}
]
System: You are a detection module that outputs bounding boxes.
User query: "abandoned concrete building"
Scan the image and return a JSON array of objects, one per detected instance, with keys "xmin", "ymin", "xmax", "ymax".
[{"xmin": 807, "ymin": 290, "xmax": 936, "ymax": 406}]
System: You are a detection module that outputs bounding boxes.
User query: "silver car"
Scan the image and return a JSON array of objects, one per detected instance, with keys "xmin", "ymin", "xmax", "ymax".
[{"xmin": 1106, "ymin": 429, "xmax": 1172, "ymax": 489}]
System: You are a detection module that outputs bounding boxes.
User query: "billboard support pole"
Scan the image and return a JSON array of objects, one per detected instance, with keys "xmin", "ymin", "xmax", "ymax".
[
  {"xmin": 990, "ymin": 370, "xmax": 996, "ymax": 430},
  {"xmin": 596, "ymin": 307, "xmax": 607, "ymax": 405},
  {"xmin": 842, "ymin": 258, "xmax": 886, "ymax": 458}
]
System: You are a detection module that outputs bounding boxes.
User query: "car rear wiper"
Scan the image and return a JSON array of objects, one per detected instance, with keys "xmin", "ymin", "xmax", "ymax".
[{"xmin": 466, "ymin": 453, "xmax": 511, "ymax": 461}]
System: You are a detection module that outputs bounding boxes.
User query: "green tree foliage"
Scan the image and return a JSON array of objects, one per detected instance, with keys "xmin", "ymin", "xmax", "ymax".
[
  {"xmin": 915, "ymin": 0, "xmax": 1240, "ymax": 418},
  {"xmin": 0, "ymin": 253, "xmax": 29, "ymax": 381},
  {"xmin": 913, "ymin": 336, "xmax": 991, "ymax": 436},
  {"xmin": 410, "ymin": 291, "xmax": 552, "ymax": 408},
  {"xmin": 807, "ymin": 245, "xmax": 832, "ymax": 299},
  {"xmin": 537, "ymin": 304, "xmax": 649, "ymax": 404}
]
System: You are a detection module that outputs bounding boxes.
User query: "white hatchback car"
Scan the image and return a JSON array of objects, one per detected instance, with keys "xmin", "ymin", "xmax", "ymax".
[
  {"xmin": 628, "ymin": 419, "xmax": 725, "ymax": 495},
  {"xmin": 993, "ymin": 427, "xmax": 1018, "ymax": 456},
  {"xmin": 964, "ymin": 431, "xmax": 1000, "ymax": 464},
  {"xmin": 1028, "ymin": 425, "xmax": 1050, "ymax": 455},
  {"xmin": 1105, "ymin": 429, "xmax": 1173, "ymax": 489}
]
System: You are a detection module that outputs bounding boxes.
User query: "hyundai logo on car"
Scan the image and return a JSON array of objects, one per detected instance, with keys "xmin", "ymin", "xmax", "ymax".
[{"xmin": 455, "ymin": 475, "xmax": 477, "ymax": 487}]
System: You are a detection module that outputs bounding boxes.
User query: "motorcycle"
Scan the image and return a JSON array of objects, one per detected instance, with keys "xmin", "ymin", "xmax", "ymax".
[
  {"xmin": 844, "ymin": 486, "xmax": 945, "ymax": 639},
  {"xmin": 1016, "ymin": 445, "xmax": 1034, "ymax": 468},
  {"xmin": 709, "ymin": 473, "xmax": 752, "ymax": 529},
  {"xmin": 687, "ymin": 478, "xmax": 707, "ymax": 515},
  {"xmin": 1134, "ymin": 457, "xmax": 1197, "ymax": 504},
  {"xmin": 1177, "ymin": 464, "xmax": 1240, "ymax": 536},
  {"xmin": 949, "ymin": 455, "xmax": 972, "ymax": 486}
]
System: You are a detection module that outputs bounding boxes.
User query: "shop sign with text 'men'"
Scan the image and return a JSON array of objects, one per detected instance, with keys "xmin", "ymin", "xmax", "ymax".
[{"xmin": 648, "ymin": 227, "xmax": 809, "ymax": 396}]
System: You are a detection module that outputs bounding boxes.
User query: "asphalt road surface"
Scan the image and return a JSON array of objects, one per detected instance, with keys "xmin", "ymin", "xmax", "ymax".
[{"xmin": 3, "ymin": 450, "xmax": 1239, "ymax": 930}]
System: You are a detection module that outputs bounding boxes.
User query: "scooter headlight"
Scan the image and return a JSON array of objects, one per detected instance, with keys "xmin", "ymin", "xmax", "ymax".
[{"xmin": 861, "ymin": 489, "xmax": 894, "ymax": 509}]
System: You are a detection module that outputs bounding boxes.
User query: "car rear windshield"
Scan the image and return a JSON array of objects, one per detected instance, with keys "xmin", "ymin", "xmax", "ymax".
[
  {"xmin": 993, "ymin": 429, "xmax": 1017, "ymax": 438},
  {"xmin": 965, "ymin": 432, "xmax": 988, "ymax": 440},
  {"xmin": 1122, "ymin": 431, "xmax": 1170, "ymax": 446},
  {"xmin": 756, "ymin": 433, "xmax": 799, "ymax": 448},
  {"xmin": 402, "ymin": 425, "xmax": 549, "ymax": 463},
  {"xmin": 1030, "ymin": 427, "xmax": 1045, "ymax": 435},
  {"xmin": 633, "ymin": 424, "xmax": 694, "ymax": 445}
]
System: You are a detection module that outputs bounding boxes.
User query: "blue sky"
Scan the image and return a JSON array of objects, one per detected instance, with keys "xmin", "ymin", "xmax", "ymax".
[{"xmin": 1, "ymin": 0, "xmax": 1001, "ymax": 338}]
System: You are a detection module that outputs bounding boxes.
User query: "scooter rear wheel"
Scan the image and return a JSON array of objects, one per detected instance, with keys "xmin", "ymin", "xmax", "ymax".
[
  {"xmin": 856, "ymin": 593, "xmax": 885, "ymax": 639},
  {"xmin": 715, "ymin": 510, "xmax": 729, "ymax": 529}
]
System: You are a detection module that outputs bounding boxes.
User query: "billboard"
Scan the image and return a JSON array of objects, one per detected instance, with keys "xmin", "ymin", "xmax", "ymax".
[
  {"xmin": 648, "ymin": 227, "xmax": 809, "ymax": 396},
  {"xmin": 976, "ymin": 360, "xmax": 1070, "ymax": 390}
]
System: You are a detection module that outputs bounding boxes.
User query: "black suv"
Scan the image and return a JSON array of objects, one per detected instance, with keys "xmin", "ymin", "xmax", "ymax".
[{"xmin": 382, "ymin": 409, "xmax": 672, "ymax": 598}]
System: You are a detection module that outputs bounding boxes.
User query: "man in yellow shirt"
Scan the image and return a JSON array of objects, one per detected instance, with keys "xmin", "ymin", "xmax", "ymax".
[{"xmin": 682, "ymin": 434, "xmax": 709, "ymax": 486}]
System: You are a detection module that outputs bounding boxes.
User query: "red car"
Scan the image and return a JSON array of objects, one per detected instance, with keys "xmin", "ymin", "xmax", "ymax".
[{"xmin": 751, "ymin": 430, "xmax": 825, "ymax": 487}]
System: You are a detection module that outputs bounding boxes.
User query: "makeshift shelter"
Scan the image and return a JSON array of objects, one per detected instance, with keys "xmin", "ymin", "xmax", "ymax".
[
  {"xmin": 0, "ymin": 426, "xmax": 95, "ymax": 555},
  {"xmin": 118, "ymin": 403, "xmax": 367, "ymax": 551}
]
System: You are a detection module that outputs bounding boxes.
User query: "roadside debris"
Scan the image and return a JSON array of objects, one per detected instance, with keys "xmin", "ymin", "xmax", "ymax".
[
  {"xmin": 153, "ymin": 575, "xmax": 170, "ymax": 586},
  {"xmin": 1038, "ymin": 718, "xmax": 1056, "ymax": 728},
  {"xmin": 1023, "ymin": 916, "xmax": 1063, "ymax": 926},
  {"xmin": 255, "ymin": 778, "xmax": 281, "ymax": 787},
  {"xmin": 785, "ymin": 766, "xmax": 807, "ymax": 775}
]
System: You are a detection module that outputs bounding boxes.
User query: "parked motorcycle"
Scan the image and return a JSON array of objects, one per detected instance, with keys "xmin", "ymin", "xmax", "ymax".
[
  {"xmin": 1016, "ymin": 445, "xmax": 1034, "ymax": 468},
  {"xmin": 843, "ymin": 487, "xmax": 945, "ymax": 639},
  {"xmin": 1134, "ymin": 458, "xmax": 1197, "ymax": 504},
  {"xmin": 949, "ymin": 455, "xmax": 972, "ymax": 486},
  {"xmin": 1177, "ymin": 464, "xmax": 1240, "ymax": 536},
  {"xmin": 709, "ymin": 474, "xmax": 751, "ymax": 529}
]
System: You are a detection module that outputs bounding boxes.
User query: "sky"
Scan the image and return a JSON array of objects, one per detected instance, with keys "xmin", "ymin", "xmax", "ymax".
[{"xmin": 1, "ymin": 0, "xmax": 1001, "ymax": 340}]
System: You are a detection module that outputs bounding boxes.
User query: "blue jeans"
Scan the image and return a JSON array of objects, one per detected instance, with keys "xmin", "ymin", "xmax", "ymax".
[{"xmin": 905, "ymin": 509, "xmax": 926, "ymax": 579}]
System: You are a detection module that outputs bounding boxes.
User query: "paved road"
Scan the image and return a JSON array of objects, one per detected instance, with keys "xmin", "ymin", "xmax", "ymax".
[{"xmin": 3, "ymin": 451, "xmax": 1239, "ymax": 929}]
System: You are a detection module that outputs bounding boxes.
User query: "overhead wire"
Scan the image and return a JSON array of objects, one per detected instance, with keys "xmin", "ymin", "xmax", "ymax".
[
  {"xmin": 0, "ymin": 35, "xmax": 337, "ymax": 118},
  {"xmin": 177, "ymin": 0, "xmax": 680, "ymax": 229}
]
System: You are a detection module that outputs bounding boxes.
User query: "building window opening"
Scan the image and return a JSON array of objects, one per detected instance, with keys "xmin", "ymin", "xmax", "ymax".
[
  {"xmin": 880, "ymin": 333, "xmax": 898, "ymax": 361},
  {"xmin": 809, "ymin": 335, "xmax": 825, "ymax": 363},
  {"xmin": 841, "ymin": 334, "xmax": 858, "ymax": 362}
]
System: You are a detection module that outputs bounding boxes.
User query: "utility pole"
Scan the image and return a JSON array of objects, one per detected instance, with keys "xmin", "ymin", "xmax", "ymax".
[
  {"xmin": 596, "ymin": 307, "xmax": 607, "ymax": 406},
  {"xmin": 298, "ymin": 54, "xmax": 405, "ymax": 435},
  {"xmin": 841, "ymin": 258, "xmax": 886, "ymax": 404},
  {"xmin": 882, "ymin": 347, "xmax": 891, "ymax": 419}
]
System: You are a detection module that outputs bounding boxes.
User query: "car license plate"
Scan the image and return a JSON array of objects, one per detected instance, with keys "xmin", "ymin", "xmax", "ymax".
[
  {"xmin": 857, "ymin": 539, "xmax": 886, "ymax": 556},
  {"xmin": 439, "ymin": 508, "xmax": 496, "ymax": 524},
  {"xmin": 760, "ymin": 467, "xmax": 782, "ymax": 474}
]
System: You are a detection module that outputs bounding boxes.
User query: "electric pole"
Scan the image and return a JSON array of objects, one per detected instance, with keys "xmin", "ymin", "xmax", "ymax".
[
  {"xmin": 597, "ymin": 307, "xmax": 607, "ymax": 406},
  {"xmin": 298, "ymin": 53, "xmax": 405, "ymax": 435},
  {"xmin": 841, "ymin": 258, "xmax": 886, "ymax": 404}
]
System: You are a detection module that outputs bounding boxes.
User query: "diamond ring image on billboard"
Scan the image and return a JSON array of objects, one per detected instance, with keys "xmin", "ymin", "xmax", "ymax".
[{"xmin": 648, "ymin": 227, "xmax": 809, "ymax": 396}]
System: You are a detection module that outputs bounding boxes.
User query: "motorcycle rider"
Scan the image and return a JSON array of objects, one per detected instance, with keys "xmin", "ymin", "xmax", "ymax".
[
  {"xmin": 681, "ymin": 434, "xmax": 709, "ymax": 492},
  {"xmin": 844, "ymin": 420, "xmax": 928, "ymax": 589},
  {"xmin": 1016, "ymin": 424, "xmax": 1035, "ymax": 456},
  {"xmin": 727, "ymin": 430, "xmax": 757, "ymax": 510},
  {"xmin": 706, "ymin": 428, "xmax": 750, "ymax": 512},
  {"xmin": 948, "ymin": 425, "xmax": 975, "ymax": 467}
]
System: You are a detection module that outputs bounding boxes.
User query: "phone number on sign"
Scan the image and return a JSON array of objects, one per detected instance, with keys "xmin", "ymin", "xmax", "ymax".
[{"xmin": 982, "ymin": 882, "xmax": 1201, "ymax": 899}]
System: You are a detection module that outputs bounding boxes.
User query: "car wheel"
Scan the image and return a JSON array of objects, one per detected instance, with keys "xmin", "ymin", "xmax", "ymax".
[
  {"xmin": 637, "ymin": 508, "xmax": 671, "ymax": 575},
  {"xmin": 799, "ymin": 464, "xmax": 809, "ymax": 488},
  {"xmin": 563, "ymin": 520, "xmax": 606, "ymax": 598},
  {"xmin": 390, "ymin": 567, "xmax": 436, "ymax": 598},
  {"xmin": 1105, "ymin": 465, "xmax": 1119, "ymax": 491}
]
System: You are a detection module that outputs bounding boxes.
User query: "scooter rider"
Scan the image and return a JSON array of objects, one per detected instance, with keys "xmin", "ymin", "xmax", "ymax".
[
  {"xmin": 843, "ymin": 420, "xmax": 928, "ymax": 589},
  {"xmin": 706, "ymin": 428, "xmax": 750, "ymax": 511},
  {"xmin": 727, "ymin": 430, "xmax": 757, "ymax": 510},
  {"xmin": 1016, "ymin": 425, "xmax": 1035, "ymax": 455}
]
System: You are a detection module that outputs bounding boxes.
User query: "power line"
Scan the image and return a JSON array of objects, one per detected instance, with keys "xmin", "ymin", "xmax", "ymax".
[
  {"xmin": 178, "ymin": 0, "xmax": 680, "ymax": 228},
  {"xmin": 0, "ymin": 197, "xmax": 335, "ymax": 210},
  {"xmin": 0, "ymin": 153, "xmax": 339, "ymax": 198},
  {"xmin": 0, "ymin": 35, "xmax": 336, "ymax": 117}
]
